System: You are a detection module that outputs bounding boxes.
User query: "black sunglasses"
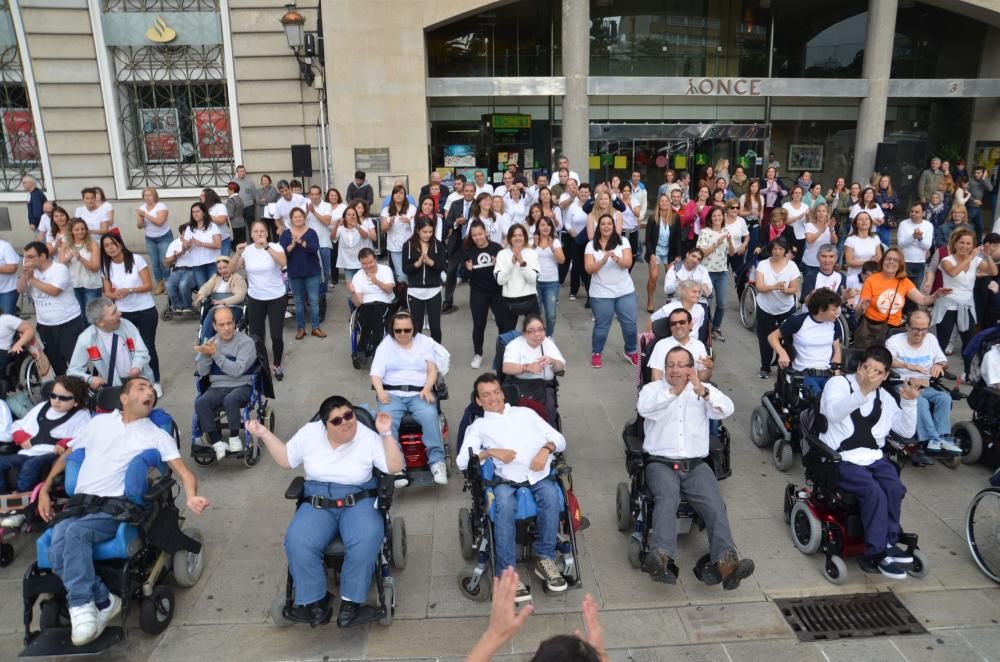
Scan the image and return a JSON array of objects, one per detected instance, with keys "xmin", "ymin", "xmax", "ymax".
[
  {"xmin": 393, "ymin": 328, "xmax": 414, "ymax": 335},
  {"xmin": 670, "ymin": 319, "xmax": 690, "ymax": 326},
  {"xmin": 49, "ymin": 393, "xmax": 75, "ymax": 402},
  {"xmin": 327, "ymin": 410, "xmax": 355, "ymax": 426}
]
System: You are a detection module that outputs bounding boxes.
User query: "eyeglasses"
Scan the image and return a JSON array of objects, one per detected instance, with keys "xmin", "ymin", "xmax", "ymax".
[
  {"xmin": 393, "ymin": 327, "xmax": 414, "ymax": 335},
  {"xmin": 908, "ymin": 327, "xmax": 930, "ymax": 333},
  {"xmin": 327, "ymin": 410, "xmax": 355, "ymax": 426},
  {"xmin": 49, "ymin": 393, "xmax": 74, "ymax": 402},
  {"xmin": 525, "ymin": 327, "xmax": 545, "ymax": 334},
  {"xmin": 669, "ymin": 319, "xmax": 689, "ymax": 327}
]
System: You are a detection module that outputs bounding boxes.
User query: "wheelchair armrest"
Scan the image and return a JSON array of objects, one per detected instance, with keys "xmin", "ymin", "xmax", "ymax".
[
  {"xmin": 0, "ymin": 442, "xmax": 18, "ymax": 456},
  {"xmin": 143, "ymin": 476, "xmax": 176, "ymax": 504},
  {"xmin": 377, "ymin": 472, "xmax": 395, "ymax": 506},
  {"xmin": 284, "ymin": 476, "xmax": 305, "ymax": 500},
  {"xmin": 802, "ymin": 431, "xmax": 841, "ymax": 462}
]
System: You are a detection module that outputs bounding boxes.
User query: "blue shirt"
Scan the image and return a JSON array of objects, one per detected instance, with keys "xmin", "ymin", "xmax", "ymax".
[{"xmin": 279, "ymin": 228, "xmax": 321, "ymax": 278}]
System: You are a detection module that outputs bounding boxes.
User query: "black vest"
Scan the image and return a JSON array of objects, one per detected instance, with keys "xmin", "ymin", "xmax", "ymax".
[
  {"xmin": 32, "ymin": 403, "xmax": 78, "ymax": 448},
  {"xmin": 837, "ymin": 379, "xmax": 882, "ymax": 452}
]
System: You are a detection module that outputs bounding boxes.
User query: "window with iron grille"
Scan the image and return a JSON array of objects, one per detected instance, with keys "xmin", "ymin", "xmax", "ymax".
[{"xmin": 0, "ymin": 8, "xmax": 43, "ymax": 193}]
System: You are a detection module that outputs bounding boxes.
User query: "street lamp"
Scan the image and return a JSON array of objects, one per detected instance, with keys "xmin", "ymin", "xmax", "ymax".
[{"xmin": 280, "ymin": 4, "xmax": 306, "ymax": 50}]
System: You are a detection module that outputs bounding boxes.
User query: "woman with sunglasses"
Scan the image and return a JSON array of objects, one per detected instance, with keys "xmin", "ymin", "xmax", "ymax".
[
  {"xmin": 247, "ymin": 395, "xmax": 403, "ymax": 628},
  {"xmin": 370, "ymin": 312, "xmax": 448, "ymax": 486}
]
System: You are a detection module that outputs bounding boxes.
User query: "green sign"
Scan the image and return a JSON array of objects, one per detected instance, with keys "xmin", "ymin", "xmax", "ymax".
[{"xmin": 492, "ymin": 114, "xmax": 531, "ymax": 130}]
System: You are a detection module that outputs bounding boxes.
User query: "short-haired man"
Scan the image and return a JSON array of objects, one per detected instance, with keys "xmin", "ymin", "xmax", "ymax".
[
  {"xmin": 442, "ymin": 182, "xmax": 478, "ymax": 313},
  {"xmin": 637, "ymin": 346, "xmax": 753, "ymax": 588},
  {"xmin": 647, "ymin": 307, "xmax": 713, "ymax": 383},
  {"xmin": 68, "ymin": 297, "xmax": 152, "ymax": 389},
  {"xmin": 305, "ymin": 185, "xmax": 335, "ymax": 291},
  {"xmin": 458, "ymin": 373, "xmax": 568, "ymax": 602},
  {"xmin": 556, "ymin": 156, "xmax": 580, "ymax": 185},
  {"xmin": 347, "ymin": 170, "xmax": 374, "ymax": 208},
  {"xmin": 195, "ymin": 307, "xmax": 257, "ymax": 460},
  {"xmin": 898, "ymin": 203, "xmax": 933, "ymax": 285},
  {"xmin": 36, "ymin": 377, "xmax": 209, "ymax": 646},
  {"xmin": 473, "ymin": 170, "xmax": 494, "ymax": 198},
  {"xmin": 234, "ymin": 165, "xmax": 257, "ymax": 228},
  {"xmin": 800, "ymin": 244, "xmax": 844, "ymax": 302},
  {"xmin": 348, "ymin": 248, "xmax": 396, "ymax": 366},
  {"xmin": 818, "ymin": 346, "xmax": 921, "ymax": 579},
  {"xmin": 768, "ymin": 287, "xmax": 843, "ymax": 395},
  {"xmin": 918, "ymin": 157, "xmax": 943, "ymax": 204},
  {"xmin": 969, "ymin": 165, "xmax": 994, "ymax": 241},
  {"xmin": 22, "ymin": 175, "xmax": 46, "ymax": 232},
  {"xmin": 273, "ymin": 180, "xmax": 307, "ymax": 234},
  {"xmin": 886, "ymin": 310, "xmax": 960, "ymax": 465},
  {"xmin": 419, "ymin": 170, "xmax": 450, "ymax": 201},
  {"xmin": 17, "ymin": 241, "xmax": 85, "ymax": 376}
]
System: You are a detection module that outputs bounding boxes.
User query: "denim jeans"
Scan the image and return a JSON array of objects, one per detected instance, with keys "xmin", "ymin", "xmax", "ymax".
[
  {"xmin": 493, "ymin": 479, "xmax": 561, "ymax": 576},
  {"xmin": 166, "ymin": 269, "xmax": 196, "ymax": 309},
  {"xmin": 192, "ymin": 263, "xmax": 216, "ymax": 290},
  {"xmin": 318, "ymin": 247, "xmax": 332, "ymax": 295},
  {"xmin": 220, "ymin": 238, "xmax": 232, "ymax": 257},
  {"xmin": 0, "ymin": 290, "xmax": 18, "ymax": 316},
  {"xmin": 290, "ymin": 274, "xmax": 321, "ymax": 329},
  {"xmin": 803, "ymin": 375, "xmax": 830, "ymax": 397},
  {"xmin": 48, "ymin": 513, "xmax": 120, "ymax": 607},
  {"xmin": 200, "ymin": 305, "xmax": 244, "ymax": 343},
  {"xmin": 389, "ymin": 251, "xmax": 406, "ymax": 283},
  {"xmin": 195, "ymin": 384, "xmax": 252, "ymax": 443},
  {"xmin": 876, "ymin": 224, "xmax": 891, "ymax": 248},
  {"xmin": 708, "ymin": 271, "xmax": 728, "ymax": 331},
  {"xmin": 906, "ymin": 263, "xmax": 926, "ymax": 290},
  {"xmin": 916, "ymin": 386, "xmax": 952, "ymax": 442},
  {"xmin": 834, "ymin": 216, "xmax": 848, "ymax": 263},
  {"xmin": 590, "ymin": 292, "xmax": 638, "ymax": 355},
  {"xmin": 378, "ymin": 393, "xmax": 444, "ymax": 465},
  {"xmin": 0, "ymin": 452, "xmax": 55, "ymax": 492},
  {"xmin": 73, "ymin": 287, "xmax": 103, "ymax": 319},
  {"xmin": 536, "ymin": 280, "xmax": 560, "ymax": 336},
  {"xmin": 144, "ymin": 231, "xmax": 173, "ymax": 284},
  {"xmin": 284, "ymin": 479, "xmax": 383, "ymax": 605}
]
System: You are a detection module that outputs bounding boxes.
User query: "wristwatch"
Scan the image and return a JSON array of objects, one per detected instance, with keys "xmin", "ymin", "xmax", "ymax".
[
  {"xmin": 699, "ymin": 386, "xmax": 711, "ymax": 400},
  {"xmin": 379, "ymin": 430, "xmax": 392, "ymax": 438}
]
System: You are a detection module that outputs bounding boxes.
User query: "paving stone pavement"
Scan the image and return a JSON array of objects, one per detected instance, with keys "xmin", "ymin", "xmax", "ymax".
[{"xmin": 2, "ymin": 265, "xmax": 998, "ymax": 661}]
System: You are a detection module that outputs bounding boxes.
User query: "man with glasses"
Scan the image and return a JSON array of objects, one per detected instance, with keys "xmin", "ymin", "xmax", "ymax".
[
  {"xmin": 663, "ymin": 248, "xmax": 712, "ymax": 300},
  {"xmin": 68, "ymin": 297, "xmax": 153, "ymax": 390},
  {"xmin": 886, "ymin": 310, "xmax": 961, "ymax": 465},
  {"xmin": 17, "ymin": 241, "xmax": 85, "ymax": 376},
  {"xmin": 647, "ymin": 308, "xmax": 712, "ymax": 383}
]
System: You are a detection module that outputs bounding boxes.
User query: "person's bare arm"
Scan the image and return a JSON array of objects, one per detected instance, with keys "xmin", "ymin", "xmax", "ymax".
[{"xmin": 166, "ymin": 458, "xmax": 209, "ymax": 513}]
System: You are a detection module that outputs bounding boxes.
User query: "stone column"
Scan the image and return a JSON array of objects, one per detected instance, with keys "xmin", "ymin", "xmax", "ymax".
[
  {"xmin": 852, "ymin": 0, "xmax": 899, "ymax": 183},
  {"xmin": 561, "ymin": 0, "xmax": 589, "ymax": 181}
]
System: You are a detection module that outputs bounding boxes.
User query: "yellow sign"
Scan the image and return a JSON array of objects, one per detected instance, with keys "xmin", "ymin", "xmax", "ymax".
[
  {"xmin": 614, "ymin": 155, "xmax": 628, "ymax": 169},
  {"xmin": 588, "ymin": 155, "xmax": 600, "ymax": 170},
  {"xmin": 145, "ymin": 16, "xmax": 177, "ymax": 44}
]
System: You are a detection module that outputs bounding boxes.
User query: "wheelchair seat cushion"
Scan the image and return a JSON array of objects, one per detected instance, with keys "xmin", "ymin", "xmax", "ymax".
[
  {"xmin": 36, "ymin": 521, "xmax": 139, "ymax": 569},
  {"xmin": 324, "ymin": 537, "xmax": 346, "ymax": 557}
]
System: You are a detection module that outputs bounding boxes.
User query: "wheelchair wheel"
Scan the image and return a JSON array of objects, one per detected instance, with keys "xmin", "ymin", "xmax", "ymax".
[
  {"xmin": 39, "ymin": 599, "xmax": 68, "ymax": 629},
  {"xmin": 0, "ymin": 542, "xmax": 13, "ymax": 567},
  {"xmin": 172, "ymin": 528, "xmax": 205, "ymax": 588},
  {"xmin": 615, "ymin": 482, "xmax": 632, "ymax": 532},
  {"xmin": 21, "ymin": 358, "xmax": 42, "ymax": 404},
  {"xmin": 739, "ymin": 285, "xmax": 757, "ymax": 330},
  {"xmin": 458, "ymin": 508, "xmax": 475, "ymax": 561},
  {"xmin": 966, "ymin": 487, "xmax": 1000, "ymax": 584},
  {"xmin": 907, "ymin": 548, "xmax": 930, "ymax": 578},
  {"xmin": 773, "ymin": 441, "xmax": 794, "ymax": 472},
  {"xmin": 951, "ymin": 421, "xmax": 983, "ymax": 466},
  {"xmin": 627, "ymin": 537, "xmax": 642, "ymax": 569},
  {"xmin": 789, "ymin": 501, "xmax": 822, "ymax": 554},
  {"xmin": 192, "ymin": 450, "xmax": 215, "ymax": 467},
  {"xmin": 823, "ymin": 555, "xmax": 848, "ymax": 584},
  {"xmin": 835, "ymin": 313, "xmax": 851, "ymax": 348},
  {"xmin": 457, "ymin": 567, "xmax": 492, "ymax": 602},
  {"xmin": 270, "ymin": 596, "xmax": 293, "ymax": 627},
  {"xmin": 750, "ymin": 405, "xmax": 775, "ymax": 449},
  {"xmin": 139, "ymin": 585, "xmax": 175, "ymax": 635},
  {"xmin": 378, "ymin": 577, "xmax": 394, "ymax": 627},
  {"xmin": 391, "ymin": 517, "xmax": 407, "ymax": 570}
]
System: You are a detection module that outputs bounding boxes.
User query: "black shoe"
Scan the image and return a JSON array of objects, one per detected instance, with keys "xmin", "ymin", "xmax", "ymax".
[
  {"xmin": 337, "ymin": 599, "xmax": 361, "ymax": 628},
  {"xmin": 442, "ymin": 303, "xmax": 458, "ymax": 315},
  {"xmin": 641, "ymin": 549, "xmax": 677, "ymax": 584},
  {"xmin": 285, "ymin": 593, "xmax": 333, "ymax": 627},
  {"xmin": 884, "ymin": 544, "xmax": 913, "ymax": 564},
  {"xmin": 584, "ymin": 299, "xmax": 591, "ymax": 309},
  {"xmin": 911, "ymin": 451, "xmax": 935, "ymax": 467},
  {"xmin": 718, "ymin": 551, "xmax": 755, "ymax": 590},
  {"xmin": 351, "ymin": 352, "xmax": 362, "ymax": 370}
]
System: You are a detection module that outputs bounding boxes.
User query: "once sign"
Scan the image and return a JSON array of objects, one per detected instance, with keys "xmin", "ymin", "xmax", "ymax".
[{"xmin": 685, "ymin": 78, "xmax": 763, "ymax": 96}]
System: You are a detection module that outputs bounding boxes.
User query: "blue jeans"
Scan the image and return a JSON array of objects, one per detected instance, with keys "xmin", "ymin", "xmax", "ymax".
[
  {"xmin": 73, "ymin": 287, "xmax": 103, "ymax": 319},
  {"xmin": 803, "ymin": 375, "xmax": 830, "ymax": 397},
  {"xmin": 48, "ymin": 513, "xmax": 119, "ymax": 607},
  {"xmin": 389, "ymin": 251, "xmax": 406, "ymax": 283},
  {"xmin": 708, "ymin": 271, "xmax": 728, "ymax": 331},
  {"xmin": 916, "ymin": 386, "xmax": 952, "ymax": 442},
  {"xmin": 290, "ymin": 274, "xmax": 321, "ymax": 329},
  {"xmin": 379, "ymin": 393, "xmax": 444, "ymax": 465},
  {"xmin": 536, "ymin": 281, "xmax": 560, "ymax": 336},
  {"xmin": 0, "ymin": 452, "xmax": 55, "ymax": 492},
  {"xmin": 200, "ymin": 305, "xmax": 244, "ymax": 343},
  {"xmin": 166, "ymin": 269, "xmax": 196, "ymax": 309},
  {"xmin": 876, "ymin": 224, "xmax": 891, "ymax": 248},
  {"xmin": 906, "ymin": 262, "xmax": 926, "ymax": 290},
  {"xmin": 493, "ymin": 479, "xmax": 561, "ymax": 576},
  {"xmin": 192, "ymin": 264, "xmax": 216, "ymax": 290},
  {"xmin": 220, "ymin": 238, "xmax": 232, "ymax": 257},
  {"xmin": 144, "ymin": 231, "xmax": 173, "ymax": 284},
  {"xmin": 590, "ymin": 292, "xmax": 638, "ymax": 355},
  {"xmin": 0, "ymin": 290, "xmax": 18, "ymax": 316},
  {"xmin": 318, "ymin": 247, "xmax": 332, "ymax": 295},
  {"xmin": 284, "ymin": 479, "xmax": 383, "ymax": 605}
]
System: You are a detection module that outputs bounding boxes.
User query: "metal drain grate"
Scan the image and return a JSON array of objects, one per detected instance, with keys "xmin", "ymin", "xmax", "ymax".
[{"xmin": 775, "ymin": 593, "xmax": 927, "ymax": 642}]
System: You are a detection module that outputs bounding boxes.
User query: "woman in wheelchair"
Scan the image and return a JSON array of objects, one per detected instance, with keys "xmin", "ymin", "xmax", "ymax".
[
  {"xmin": 501, "ymin": 314, "xmax": 565, "ymax": 425},
  {"xmin": 247, "ymin": 396, "xmax": 403, "ymax": 627},
  {"xmin": 0, "ymin": 311, "xmax": 34, "ymax": 372},
  {"xmin": 817, "ymin": 346, "xmax": 922, "ymax": 579},
  {"xmin": 193, "ymin": 254, "xmax": 246, "ymax": 343},
  {"xmin": 371, "ymin": 311, "xmax": 448, "ymax": 486},
  {"xmin": 636, "ymin": 346, "xmax": 754, "ymax": 588}
]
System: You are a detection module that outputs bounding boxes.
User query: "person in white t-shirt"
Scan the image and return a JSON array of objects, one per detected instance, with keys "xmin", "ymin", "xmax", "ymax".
[
  {"xmin": 334, "ymin": 206, "xmax": 371, "ymax": 299},
  {"xmin": 753, "ymin": 237, "xmax": 801, "ymax": 379},
  {"xmin": 135, "ymin": 187, "xmax": 171, "ymax": 297},
  {"xmin": 272, "ymin": 180, "xmax": 307, "ymax": 235},
  {"xmin": 532, "ymin": 217, "xmax": 565, "ymax": 336},
  {"xmin": 349, "ymin": 248, "xmax": 396, "ymax": 366},
  {"xmin": 201, "ymin": 188, "xmax": 231, "ymax": 256},
  {"xmin": 897, "ymin": 202, "xmax": 934, "ymax": 287},
  {"xmin": 183, "ymin": 203, "xmax": 223, "ymax": 288},
  {"xmin": 164, "ymin": 226, "xmax": 198, "ymax": 313},
  {"xmin": 248, "ymin": 395, "xmax": 402, "ymax": 627},
  {"xmin": 801, "ymin": 203, "xmax": 838, "ymax": 278},
  {"xmin": 380, "ymin": 185, "xmax": 416, "ymax": 282},
  {"xmin": 781, "ymin": 185, "xmax": 810, "ymax": 260},
  {"xmin": 0, "ymin": 311, "xmax": 33, "ymax": 371},
  {"xmin": 99, "ymin": 233, "xmax": 161, "ymax": 394},
  {"xmin": 663, "ymin": 247, "xmax": 713, "ymax": 299},
  {"xmin": 501, "ymin": 314, "xmax": 566, "ymax": 424},
  {"xmin": 325, "ymin": 188, "xmax": 348, "ymax": 287},
  {"xmin": 0, "ymin": 237, "xmax": 20, "ymax": 316},
  {"xmin": 74, "ymin": 188, "xmax": 112, "ymax": 234},
  {"xmin": 36, "ymin": 377, "xmax": 208, "ymax": 647},
  {"xmin": 585, "ymin": 214, "xmax": 637, "ymax": 369},
  {"xmin": 17, "ymin": 241, "xmax": 84, "ymax": 376},
  {"xmin": 305, "ymin": 185, "xmax": 334, "ymax": 293}
]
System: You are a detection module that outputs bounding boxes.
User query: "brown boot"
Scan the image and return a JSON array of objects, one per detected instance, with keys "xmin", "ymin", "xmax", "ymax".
[
  {"xmin": 717, "ymin": 551, "xmax": 755, "ymax": 590},
  {"xmin": 153, "ymin": 280, "xmax": 165, "ymax": 296},
  {"xmin": 641, "ymin": 549, "xmax": 676, "ymax": 584}
]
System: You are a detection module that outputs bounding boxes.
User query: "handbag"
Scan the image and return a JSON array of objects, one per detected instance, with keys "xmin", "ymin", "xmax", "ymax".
[{"xmin": 853, "ymin": 278, "xmax": 901, "ymax": 350}]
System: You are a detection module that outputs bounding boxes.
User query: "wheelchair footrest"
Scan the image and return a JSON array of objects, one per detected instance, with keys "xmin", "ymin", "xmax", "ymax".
[{"xmin": 20, "ymin": 626, "xmax": 125, "ymax": 658}]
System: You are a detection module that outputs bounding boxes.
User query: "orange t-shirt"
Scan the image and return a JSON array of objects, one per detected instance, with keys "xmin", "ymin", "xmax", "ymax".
[{"xmin": 861, "ymin": 271, "xmax": 914, "ymax": 327}]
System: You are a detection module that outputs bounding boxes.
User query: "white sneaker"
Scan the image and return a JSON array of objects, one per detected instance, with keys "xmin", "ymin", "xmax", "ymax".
[
  {"xmin": 227, "ymin": 436, "xmax": 243, "ymax": 453},
  {"xmin": 471, "ymin": 355, "xmax": 482, "ymax": 369},
  {"xmin": 212, "ymin": 441, "xmax": 228, "ymax": 461},
  {"xmin": 94, "ymin": 594, "xmax": 121, "ymax": 638},
  {"xmin": 0, "ymin": 513, "xmax": 26, "ymax": 528},
  {"xmin": 153, "ymin": 383, "xmax": 163, "ymax": 399},
  {"xmin": 69, "ymin": 602, "xmax": 98, "ymax": 646},
  {"xmin": 393, "ymin": 475, "xmax": 409, "ymax": 489},
  {"xmin": 430, "ymin": 462, "xmax": 448, "ymax": 485}
]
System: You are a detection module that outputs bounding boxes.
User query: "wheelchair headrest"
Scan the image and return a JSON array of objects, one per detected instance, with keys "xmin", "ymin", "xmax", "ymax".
[
  {"xmin": 492, "ymin": 330, "xmax": 523, "ymax": 373},
  {"xmin": 843, "ymin": 348, "xmax": 866, "ymax": 374},
  {"xmin": 65, "ymin": 448, "xmax": 168, "ymax": 504},
  {"xmin": 650, "ymin": 317, "xmax": 670, "ymax": 341},
  {"xmin": 40, "ymin": 380, "xmax": 55, "ymax": 401}
]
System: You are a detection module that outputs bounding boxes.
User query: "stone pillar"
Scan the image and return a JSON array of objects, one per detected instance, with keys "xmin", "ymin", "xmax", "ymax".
[
  {"xmin": 852, "ymin": 0, "xmax": 899, "ymax": 183},
  {"xmin": 561, "ymin": 0, "xmax": 589, "ymax": 181}
]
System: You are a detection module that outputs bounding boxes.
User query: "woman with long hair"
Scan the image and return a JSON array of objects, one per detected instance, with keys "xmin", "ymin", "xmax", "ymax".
[
  {"xmin": 762, "ymin": 167, "xmax": 788, "ymax": 222},
  {"xmin": 231, "ymin": 219, "xmax": 288, "ymax": 380},
  {"xmin": 739, "ymin": 179, "xmax": 764, "ymax": 259},
  {"xmin": 644, "ymin": 194, "xmax": 682, "ymax": 313},
  {"xmin": 60, "ymin": 219, "xmax": 102, "ymax": 317},
  {"xmin": 850, "ymin": 187, "xmax": 885, "ymax": 245},
  {"xmin": 494, "ymin": 224, "xmax": 540, "ymax": 328},
  {"xmin": 844, "ymin": 211, "xmax": 883, "ymax": 283},
  {"xmin": 536, "ymin": 186, "xmax": 562, "ymax": 232},
  {"xmin": 201, "ymin": 188, "xmax": 232, "ymax": 256},
  {"xmin": 471, "ymin": 191, "xmax": 502, "ymax": 244},
  {"xmin": 325, "ymin": 188, "xmax": 347, "ymax": 286},
  {"xmin": 99, "ymin": 232, "xmax": 160, "ymax": 392},
  {"xmin": 381, "ymin": 184, "xmax": 415, "ymax": 282},
  {"xmin": 723, "ymin": 198, "xmax": 750, "ymax": 291},
  {"xmin": 754, "ymin": 208, "xmax": 797, "ymax": 260},
  {"xmin": 183, "ymin": 202, "xmax": 222, "ymax": 288},
  {"xmin": 875, "ymin": 175, "xmax": 899, "ymax": 241},
  {"xmin": 280, "ymin": 207, "xmax": 324, "ymax": 340},
  {"xmin": 44, "ymin": 205, "xmax": 71, "ymax": 256},
  {"xmin": 415, "ymin": 195, "xmax": 444, "ymax": 243},
  {"xmin": 585, "ymin": 213, "xmax": 637, "ymax": 369},
  {"xmin": 802, "ymin": 203, "xmax": 837, "ymax": 281},
  {"xmin": 525, "ymin": 203, "xmax": 544, "ymax": 244},
  {"xmin": 620, "ymin": 183, "xmax": 642, "ymax": 265},
  {"xmin": 781, "ymin": 185, "xmax": 810, "ymax": 261},
  {"xmin": 462, "ymin": 220, "xmax": 513, "ymax": 368},
  {"xmin": 257, "ymin": 174, "xmax": 279, "ymax": 239},
  {"xmin": 402, "ymin": 217, "xmax": 447, "ymax": 343},
  {"xmin": 680, "ymin": 185, "xmax": 712, "ymax": 256},
  {"xmin": 827, "ymin": 177, "xmax": 851, "ymax": 260},
  {"xmin": 533, "ymin": 217, "xmax": 564, "ymax": 335},
  {"xmin": 586, "ymin": 189, "xmax": 623, "ymax": 240},
  {"xmin": 697, "ymin": 206, "xmax": 736, "ymax": 342},
  {"xmin": 135, "ymin": 186, "xmax": 171, "ymax": 294}
]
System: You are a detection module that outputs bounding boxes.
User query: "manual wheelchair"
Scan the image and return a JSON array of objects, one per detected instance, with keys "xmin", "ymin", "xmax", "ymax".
[
  {"xmin": 349, "ymin": 284, "xmax": 407, "ymax": 370},
  {"xmin": 950, "ymin": 326, "xmax": 1000, "ymax": 470},
  {"xmin": 270, "ymin": 406, "xmax": 406, "ymax": 628}
]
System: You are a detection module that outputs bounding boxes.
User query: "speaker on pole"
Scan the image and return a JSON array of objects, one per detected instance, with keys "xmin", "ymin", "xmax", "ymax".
[
  {"xmin": 874, "ymin": 143, "xmax": 897, "ymax": 173},
  {"xmin": 291, "ymin": 144, "xmax": 313, "ymax": 178}
]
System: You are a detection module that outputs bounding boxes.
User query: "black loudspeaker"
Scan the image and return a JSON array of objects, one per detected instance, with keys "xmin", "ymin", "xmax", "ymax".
[
  {"xmin": 875, "ymin": 142, "xmax": 898, "ymax": 173},
  {"xmin": 291, "ymin": 144, "xmax": 313, "ymax": 178}
]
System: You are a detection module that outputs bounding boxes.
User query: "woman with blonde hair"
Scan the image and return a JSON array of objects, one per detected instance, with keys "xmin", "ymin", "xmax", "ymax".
[
  {"xmin": 135, "ymin": 186, "xmax": 171, "ymax": 294},
  {"xmin": 61, "ymin": 218, "xmax": 102, "ymax": 317},
  {"xmin": 643, "ymin": 194, "xmax": 681, "ymax": 313}
]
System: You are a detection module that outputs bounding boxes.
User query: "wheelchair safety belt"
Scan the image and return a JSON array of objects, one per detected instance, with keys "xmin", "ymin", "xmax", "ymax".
[
  {"xmin": 645, "ymin": 455, "xmax": 704, "ymax": 472},
  {"xmin": 309, "ymin": 488, "xmax": 379, "ymax": 509},
  {"xmin": 50, "ymin": 493, "xmax": 146, "ymax": 527}
]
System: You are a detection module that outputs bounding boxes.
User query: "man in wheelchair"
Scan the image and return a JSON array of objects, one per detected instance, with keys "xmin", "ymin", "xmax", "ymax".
[
  {"xmin": 34, "ymin": 377, "xmax": 208, "ymax": 646},
  {"xmin": 768, "ymin": 287, "xmax": 843, "ymax": 396},
  {"xmin": 646, "ymin": 308, "xmax": 713, "ymax": 383},
  {"xmin": 349, "ymin": 248, "xmax": 397, "ymax": 368},
  {"xmin": 194, "ymin": 307, "xmax": 257, "ymax": 460},
  {"xmin": 817, "ymin": 346, "xmax": 921, "ymax": 579},
  {"xmin": 457, "ymin": 373, "xmax": 568, "ymax": 602},
  {"xmin": 636, "ymin": 346, "xmax": 754, "ymax": 588},
  {"xmin": 68, "ymin": 297, "xmax": 153, "ymax": 390}
]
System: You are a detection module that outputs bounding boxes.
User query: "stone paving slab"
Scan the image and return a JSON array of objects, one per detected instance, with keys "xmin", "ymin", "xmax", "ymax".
[{"xmin": 677, "ymin": 601, "xmax": 791, "ymax": 644}]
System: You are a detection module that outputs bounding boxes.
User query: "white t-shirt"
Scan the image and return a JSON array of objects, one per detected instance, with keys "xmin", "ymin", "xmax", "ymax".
[
  {"xmin": 779, "ymin": 313, "xmax": 840, "ymax": 370},
  {"xmin": 351, "ymin": 264, "xmax": 395, "ymax": 304},
  {"xmin": 782, "ymin": 202, "xmax": 810, "ymax": 240},
  {"xmin": 812, "ymin": 270, "xmax": 844, "ymax": 294},
  {"xmin": 75, "ymin": 205, "xmax": 112, "ymax": 233},
  {"xmin": 724, "ymin": 217, "xmax": 749, "ymax": 252},
  {"xmin": 72, "ymin": 411, "xmax": 180, "ymax": 497},
  {"xmin": 897, "ymin": 219, "xmax": 934, "ymax": 264},
  {"xmin": 802, "ymin": 223, "xmax": 832, "ymax": 267},
  {"xmin": 307, "ymin": 201, "xmax": 334, "ymax": 249},
  {"xmin": 585, "ymin": 243, "xmax": 634, "ymax": 298},
  {"xmin": 286, "ymin": 420, "xmax": 388, "ymax": 485},
  {"xmin": 0, "ymin": 313, "xmax": 22, "ymax": 350},
  {"xmin": 886, "ymin": 333, "xmax": 946, "ymax": 381},
  {"xmin": 165, "ymin": 238, "xmax": 196, "ymax": 269},
  {"xmin": 0, "ymin": 240, "xmax": 18, "ymax": 294},
  {"xmin": 184, "ymin": 224, "xmax": 222, "ymax": 266},
  {"xmin": 474, "ymin": 183, "xmax": 494, "ymax": 197},
  {"xmin": 380, "ymin": 207, "xmax": 416, "ymax": 252},
  {"xmin": 844, "ymin": 235, "xmax": 881, "ymax": 279},
  {"xmin": 563, "ymin": 202, "xmax": 588, "ymax": 237},
  {"xmin": 535, "ymin": 239, "xmax": 563, "ymax": 283},
  {"xmin": 939, "ymin": 254, "xmax": 982, "ymax": 302},
  {"xmin": 647, "ymin": 336, "xmax": 708, "ymax": 374},
  {"xmin": 849, "ymin": 204, "xmax": 885, "ymax": 223},
  {"xmin": 370, "ymin": 333, "xmax": 435, "ymax": 394},
  {"xmin": 31, "ymin": 261, "xmax": 80, "ymax": 325},
  {"xmin": 335, "ymin": 225, "xmax": 367, "ymax": 269},
  {"xmin": 755, "ymin": 258, "xmax": 801, "ymax": 315},
  {"xmin": 12, "ymin": 403, "xmax": 91, "ymax": 458},
  {"xmin": 981, "ymin": 346, "xmax": 1000, "ymax": 387},
  {"xmin": 107, "ymin": 255, "xmax": 155, "ymax": 312},
  {"xmin": 138, "ymin": 202, "xmax": 170, "ymax": 238},
  {"xmin": 274, "ymin": 193, "xmax": 307, "ymax": 227},
  {"xmin": 241, "ymin": 243, "xmax": 286, "ymax": 300},
  {"xmin": 208, "ymin": 202, "xmax": 231, "ymax": 240},
  {"xmin": 503, "ymin": 336, "xmax": 566, "ymax": 382},
  {"xmin": 504, "ymin": 197, "xmax": 528, "ymax": 227}
]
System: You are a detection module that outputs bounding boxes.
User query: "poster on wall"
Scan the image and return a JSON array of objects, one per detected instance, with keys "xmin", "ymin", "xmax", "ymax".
[
  {"xmin": 2, "ymin": 109, "xmax": 39, "ymax": 161},
  {"xmin": 379, "ymin": 175, "xmax": 409, "ymax": 197},
  {"xmin": 788, "ymin": 144, "xmax": 824, "ymax": 171},
  {"xmin": 140, "ymin": 107, "xmax": 180, "ymax": 163},
  {"xmin": 193, "ymin": 107, "xmax": 233, "ymax": 160},
  {"xmin": 435, "ymin": 167, "xmax": 455, "ymax": 190},
  {"xmin": 443, "ymin": 145, "xmax": 476, "ymax": 167}
]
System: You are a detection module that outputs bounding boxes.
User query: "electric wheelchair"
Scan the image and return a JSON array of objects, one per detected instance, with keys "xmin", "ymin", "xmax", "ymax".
[
  {"xmin": 951, "ymin": 326, "xmax": 1000, "ymax": 470},
  {"xmin": 391, "ymin": 376, "xmax": 453, "ymax": 487},
  {"xmin": 0, "ymin": 334, "xmax": 43, "ymax": 406},
  {"xmin": 492, "ymin": 329, "xmax": 563, "ymax": 430},
  {"xmin": 19, "ymin": 394, "xmax": 203, "ymax": 657},
  {"xmin": 349, "ymin": 284, "xmax": 406, "ymax": 370},
  {"xmin": 270, "ymin": 405, "xmax": 406, "ymax": 628},
  {"xmin": 190, "ymin": 333, "xmax": 276, "ymax": 468}
]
